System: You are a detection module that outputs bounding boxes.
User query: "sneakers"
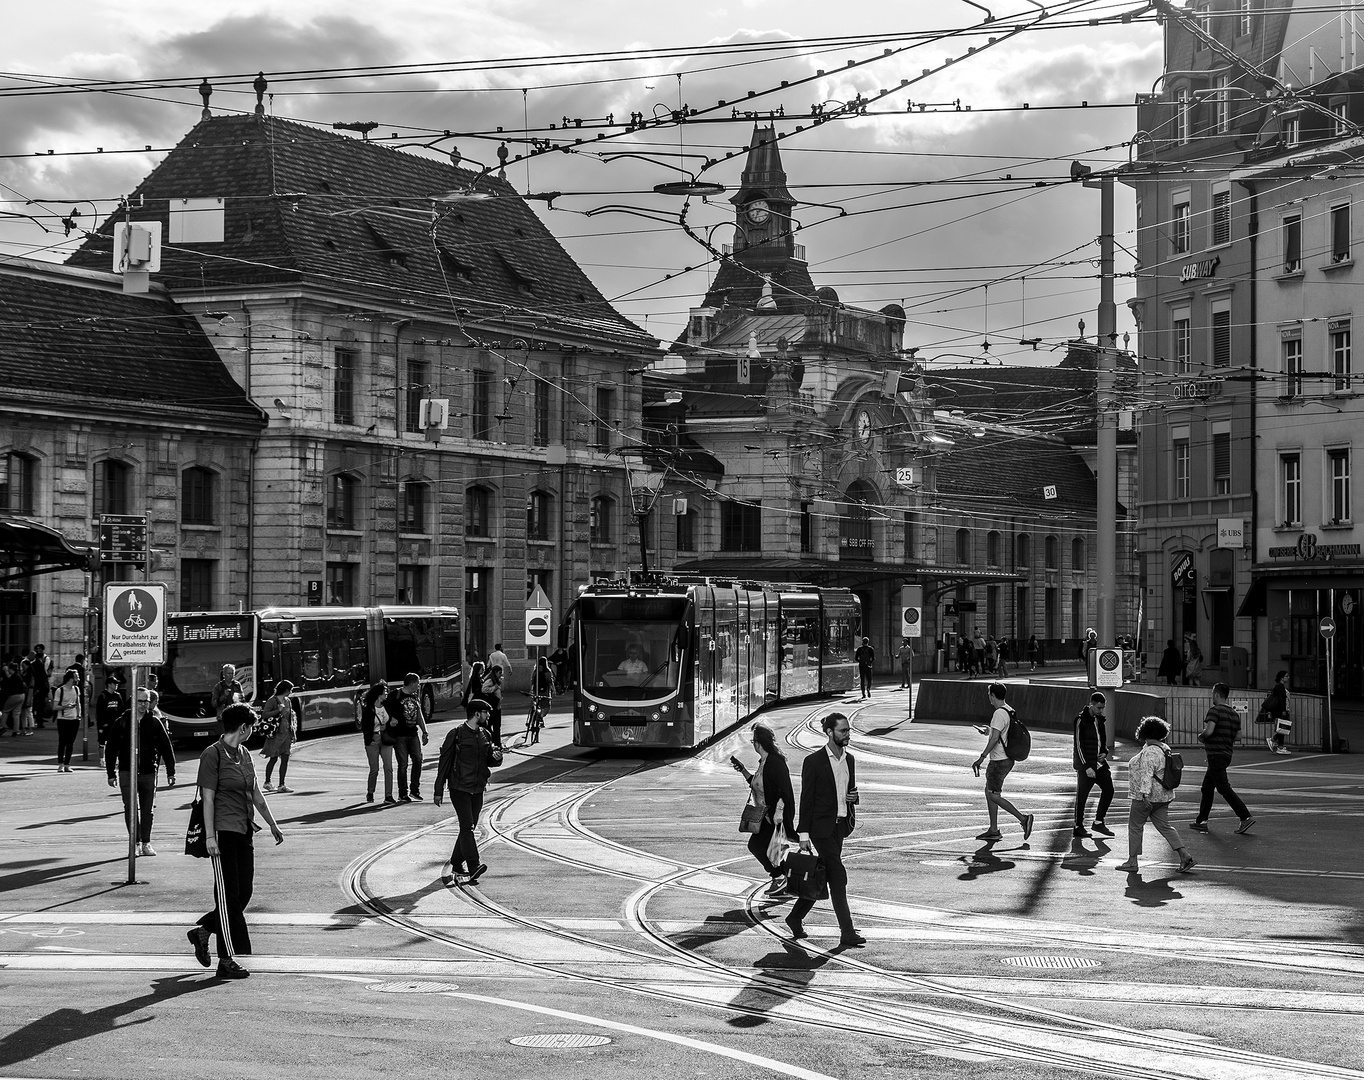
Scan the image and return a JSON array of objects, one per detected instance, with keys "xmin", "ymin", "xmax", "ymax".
[
  {"xmin": 1114, "ymin": 860, "xmax": 1138, "ymax": 872},
  {"xmin": 274, "ymin": 785, "xmax": 291, "ymax": 794},
  {"xmin": 409, "ymin": 791, "xmax": 424, "ymax": 801},
  {"xmin": 839, "ymin": 931, "xmax": 867, "ymax": 948},
  {"xmin": 398, "ymin": 795, "xmax": 412, "ymax": 803},
  {"xmin": 451, "ymin": 871, "xmax": 473, "ymax": 886},
  {"xmin": 1273, "ymin": 746, "xmax": 1292, "ymax": 756},
  {"xmin": 140, "ymin": 842, "xmax": 157, "ymax": 857},
  {"xmin": 1072, "ymin": 826, "xmax": 1091, "ymax": 839},
  {"xmin": 216, "ymin": 959, "xmax": 250, "ymax": 979},
  {"xmin": 384, "ymin": 796, "xmax": 398, "ymax": 805},
  {"xmin": 1090, "ymin": 821, "xmax": 1114, "ymax": 837},
  {"xmin": 468, "ymin": 863, "xmax": 488, "ymax": 884},
  {"xmin": 263, "ymin": 782, "xmax": 275, "ymax": 792},
  {"xmin": 1022, "ymin": 814, "xmax": 1036, "ymax": 841},
  {"xmin": 766, "ymin": 874, "xmax": 789, "ymax": 896},
  {"xmin": 1189, "ymin": 820, "xmax": 1210, "ymax": 833},
  {"xmin": 187, "ymin": 926, "xmax": 211, "ymax": 968},
  {"xmin": 1236, "ymin": 816, "xmax": 1256, "ymax": 834},
  {"xmin": 1266, "ymin": 736, "xmax": 1275, "ymax": 752},
  {"xmin": 975, "ymin": 829, "xmax": 1003, "ymax": 841}
]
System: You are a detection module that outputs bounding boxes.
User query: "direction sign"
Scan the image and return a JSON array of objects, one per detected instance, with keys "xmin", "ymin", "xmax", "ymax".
[
  {"xmin": 99, "ymin": 514, "xmax": 147, "ymax": 564},
  {"xmin": 1321, "ymin": 616, "xmax": 1337, "ymax": 640},
  {"xmin": 103, "ymin": 582, "xmax": 167, "ymax": 665}
]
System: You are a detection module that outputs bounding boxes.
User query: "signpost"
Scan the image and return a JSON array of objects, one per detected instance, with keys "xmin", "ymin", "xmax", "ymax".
[
  {"xmin": 1321, "ymin": 616, "xmax": 1337, "ymax": 753},
  {"xmin": 900, "ymin": 585, "xmax": 922, "ymax": 720},
  {"xmin": 1091, "ymin": 646, "xmax": 1124, "ymax": 689},
  {"xmin": 524, "ymin": 585, "xmax": 553, "ymax": 713}
]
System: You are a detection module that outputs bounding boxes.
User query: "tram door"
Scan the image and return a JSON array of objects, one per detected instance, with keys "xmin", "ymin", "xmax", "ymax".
[
  {"xmin": 736, "ymin": 592, "xmax": 751, "ymax": 721},
  {"xmin": 694, "ymin": 588, "xmax": 715, "ymax": 741},
  {"xmin": 714, "ymin": 589, "xmax": 738, "ymax": 734}
]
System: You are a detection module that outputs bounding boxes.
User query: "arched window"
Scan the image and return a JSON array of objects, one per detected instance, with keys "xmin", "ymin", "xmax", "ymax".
[
  {"xmin": 986, "ymin": 530, "xmax": 1001, "ymax": 566},
  {"xmin": 465, "ymin": 485, "xmax": 492, "ymax": 538},
  {"xmin": 1072, "ymin": 537, "xmax": 1085, "ymax": 569},
  {"xmin": 181, "ymin": 467, "xmax": 217, "ymax": 525},
  {"xmin": 327, "ymin": 473, "xmax": 358, "ymax": 529},
  {"xmin": 1016, "ymin": 533, "xmax": 1031, "ymax": 568},
  {"xmin": 955, "ymin": 528, "xmax": 971, "ymax": 565},
  {"xmin": 1, "ymin": 452, "xmax": 36, "ymax": 514},
  {"xmin": 590, "ymin": 495, "xmax": 614, "ymax": 544},
  {"xmin": 527, "ymin": 489, "xmax": 553, "ymax": 542},
  {"xmin": 839, "ymin": 481, "xmax": 876, "ymax": 562},
  {"xmin": 93, "ymin": 460, "xmax": 131, "ymax": 517},
  {"xmin": 1045, "ymin": 534, "xmax": 1059, "ymax": 569},
  {"xmin": 399, "ymin": 480, "xmax": 429, "ymax": 532}
]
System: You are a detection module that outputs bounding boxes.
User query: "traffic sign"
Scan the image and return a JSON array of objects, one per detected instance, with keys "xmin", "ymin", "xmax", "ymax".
[
  {"xmin": 103, "ymin": 582, "xmax": 167, "ymax": 665},
  {"xmin": 900, "ymin": 584, "xmax": 922, "ymax": 639},
  {"xmin": 525, "ymin": 585, "xmax": 553, "ymax": 646},
  {"xmin": 1092, "ymin": 646, "xmax": 1124, "ymax": 688},
  {"xmin": 1321, "ymin": 617, "xmax": 1337, "ymax": 640},
  {"xmin": 99, "ymin": 513, "xmax": 147, "ymax": 564}
]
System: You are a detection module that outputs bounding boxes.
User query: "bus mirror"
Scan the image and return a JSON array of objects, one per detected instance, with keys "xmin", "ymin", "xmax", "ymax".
[{"xmin": 556, "ymin": 624, "xmax": 570, "ymax": 649}]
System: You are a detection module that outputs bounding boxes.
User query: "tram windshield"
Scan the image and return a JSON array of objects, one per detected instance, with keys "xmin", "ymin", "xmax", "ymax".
[{"xmin": 579, "ymin": 596, "xmax": 688, "ymax": 700}]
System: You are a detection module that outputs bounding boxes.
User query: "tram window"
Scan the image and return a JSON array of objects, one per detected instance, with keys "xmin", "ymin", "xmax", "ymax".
[
  {"xmin": 823, "ymin": 615, "xmax": 855, "ymax": 663},
  {"xmin": 581, "ymin": 620, "xmax": 685, "ymax": 697}
]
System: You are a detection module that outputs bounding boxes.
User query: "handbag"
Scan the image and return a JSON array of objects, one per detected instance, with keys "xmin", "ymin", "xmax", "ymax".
[
  {"xmin": 739, "ymin": 800, "xmax": 764, "ymax": 834},
  {"xmin": 185, "ymin": 793, "xmax": 209, "ymax": 858},
  {"xmin": 785, "ymin": 851, "xmax": 828, "ymax": 900},
  {"xmin": 765, "ymin": 827, "xmax": 787, "ymax": 870}
]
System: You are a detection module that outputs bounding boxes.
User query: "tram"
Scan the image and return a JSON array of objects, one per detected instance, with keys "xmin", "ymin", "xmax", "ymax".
[
  {"xmin": 567, "ymin": 576, "xmax": 860, "ymax": 749},
  {"xmin": 154, "ymin": 606, "xmax": 461, "ymax": 743}
]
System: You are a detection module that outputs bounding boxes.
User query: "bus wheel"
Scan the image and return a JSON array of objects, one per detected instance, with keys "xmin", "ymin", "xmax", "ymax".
[{"xmin": 422, "ymin": 687, "xmax": 436, "ymax": 722}]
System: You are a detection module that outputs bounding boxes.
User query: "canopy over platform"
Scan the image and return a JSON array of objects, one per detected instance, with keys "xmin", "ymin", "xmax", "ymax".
[{"xmin": 0, "ymin": 518, "xmax": 96, "ymax": 585}]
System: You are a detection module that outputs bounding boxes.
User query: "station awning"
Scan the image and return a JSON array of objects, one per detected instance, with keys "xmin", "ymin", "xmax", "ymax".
[
  {"xmin": 0, "ymin": 517, "xmax": 96, "ymax": 584},
  {"xmin": 671, "ymin": 557, "xmax": 1023, "ymax": 589}
]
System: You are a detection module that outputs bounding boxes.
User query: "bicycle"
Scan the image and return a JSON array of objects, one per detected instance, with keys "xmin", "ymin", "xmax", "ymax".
[{"xmin": 524, "ymin": 693, "xmax": 547, "ymax": 745}]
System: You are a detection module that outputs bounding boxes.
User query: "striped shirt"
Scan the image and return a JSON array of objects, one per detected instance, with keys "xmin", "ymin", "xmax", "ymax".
[{"xmin": 1201, "ymin": 702, "xmax": 1241, "ymax": 759}]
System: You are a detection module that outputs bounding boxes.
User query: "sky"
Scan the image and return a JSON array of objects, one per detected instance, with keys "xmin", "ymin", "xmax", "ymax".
[{"xmin": 0, "ymin": 0, "xmax": 1163, "ymax": 360}]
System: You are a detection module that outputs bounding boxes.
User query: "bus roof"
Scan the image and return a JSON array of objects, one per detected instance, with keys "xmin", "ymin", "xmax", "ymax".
[{"xmin": 171, "ymin": 606, "xmax": 458, "ymax": 621}]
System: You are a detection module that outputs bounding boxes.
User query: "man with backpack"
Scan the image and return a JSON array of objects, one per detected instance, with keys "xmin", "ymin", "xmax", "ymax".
[
  {"xmin": 1072, "ymin": 692, "xmax": 1115, "ymax": 838},
  {"xmin": 1190, "ymin": 682, "xmax": 1255, "ymax": 835},
  {"xmin": 972, "ymin": 683, "xmax": 1035, "ymax": 843}
]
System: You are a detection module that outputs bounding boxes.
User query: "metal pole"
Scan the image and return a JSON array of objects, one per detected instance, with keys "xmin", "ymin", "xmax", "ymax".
[
  {"xmin": 1095, "ymin": 172, "xmax": 1118, "ymax": 653},
  {"xmin": 637, "ymin": 510, "xmax": 650, "ymax": 574},
  {"xmin": 126, "ymin": 666, "xmax": 139, "ymax": 884}
]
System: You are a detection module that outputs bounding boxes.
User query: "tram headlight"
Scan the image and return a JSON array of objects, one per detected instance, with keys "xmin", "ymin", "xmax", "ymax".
[
  {"xmin": 651, "ymin": 712, "xmax": 660, "ymax": 721},
  {"xmin": 659, "ymin": 703, "xmax": 670, "ymax": 712},
  {"xmin": 587, "ymin": 704, "xmax": 597, "ymax": 715}
]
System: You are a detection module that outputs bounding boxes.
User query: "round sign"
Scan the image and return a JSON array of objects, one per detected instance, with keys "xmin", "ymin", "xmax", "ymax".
[
  {"xmin": 528, "ymin": 615, "xmax": 549, "ymax": 636},
  {"xmin": 1321, "ymin": 617, "xmax": 1337, "ymax": 639},
  {"xmin": 112, "ymin": 587, "xmax": 159, "ymax": 632},
  {"xmin": 1098, "ymin": 649, "xmax": 1121, "ymax": 672},
  {"xmin": 902, "ymin": 607, "xmax": 921, "ymax": 628}
]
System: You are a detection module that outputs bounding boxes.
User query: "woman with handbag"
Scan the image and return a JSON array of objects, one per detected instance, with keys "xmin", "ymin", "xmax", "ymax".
[
  {"xmin": 52, "ymin": 668, "xmax": 83, "ymax": 772},
  {"xmin": 260, "ymin": 680, "xmax": 296, "ymax": 793},
  {"xmin": 361, "ymin": 681, "xmax": 394, "ymax": 803},
  {"xmin": 187, "ymin": 703, "xmax": 284, "ymax": 980},
  {"xmin": 730, "ymin": 723, "xmax": 798, "ymax": 896},
  {"xmin": 1263, "ymin": 669, "xmax": 1292, "ymax": 755}
]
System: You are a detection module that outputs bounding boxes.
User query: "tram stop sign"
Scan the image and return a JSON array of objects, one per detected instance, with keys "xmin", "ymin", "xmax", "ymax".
[
  {"xmin": 524, "ymin": 585, "xmax": 553, "ymax": 647},
  {"xmin": 103, "ymin": 582, "xmax": 168, "ymax": 665},
  {"xmin": 1321, "ymin": 617, "xmax": 1337, "ymax": 639}
]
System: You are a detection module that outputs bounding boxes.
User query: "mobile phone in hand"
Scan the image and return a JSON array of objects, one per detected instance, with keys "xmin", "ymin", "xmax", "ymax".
[{"xmin": 729, "ymin": 755, "xmax": 743, "ymax": 771}]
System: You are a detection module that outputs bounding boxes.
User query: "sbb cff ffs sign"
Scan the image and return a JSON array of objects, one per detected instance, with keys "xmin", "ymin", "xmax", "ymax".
[{"xmin": 900, "ymin": 585, "xmax": 923, "ymax": 639}]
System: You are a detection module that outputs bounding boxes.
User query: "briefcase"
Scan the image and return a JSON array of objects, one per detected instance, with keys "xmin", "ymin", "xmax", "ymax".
[{"xmin": 784, "ymin": 852, "xmax": 828, "ymax": 901}]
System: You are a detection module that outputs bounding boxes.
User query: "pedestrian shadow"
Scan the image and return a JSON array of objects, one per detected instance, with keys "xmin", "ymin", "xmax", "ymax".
[
  {"xmin": 957, "ymin": 843, "xmax": 1017, "ymax": 880},
  {"xmin": 275, "ymin": 802, "xmax": 388, "ymax": 827},
  {"xmin": 17, "ymin": 810, "xmax": 124, "ymax": 830},
  {"xmin": 1060, "ymin": 837, "xmax": 1113, "ymax": 877},
  {"xmin": 0, "ymin": 858, "xmax": 125, "ymax": 892},
  {"xmin": 1122, "ymin": 870, "xmax": 1185, "ymax": 907},
  {"xmin": 664, "ymin": 905, "xmax": 755, "ymax": 953},
  {"xmin": 0, "ymin": 973, "xmax": 216, "ymax": 1068}
]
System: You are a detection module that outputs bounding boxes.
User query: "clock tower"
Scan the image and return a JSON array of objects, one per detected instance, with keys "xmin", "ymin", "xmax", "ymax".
[{"xmin": 701, "ymin": 125, "xmax": 817, "ymax": 313}]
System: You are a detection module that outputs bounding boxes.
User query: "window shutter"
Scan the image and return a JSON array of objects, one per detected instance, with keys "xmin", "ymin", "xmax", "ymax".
[
  {"xmin": 1332, "ymin": 205, "xmax": 1351, "ymax": 262},
  {"xmin": 1211, "ymin": 190, "xmax": 1231, "ymax": 245},
  {"xmin": 1213, "ymin": 432, "xmax": 1231, "ymax": 480},
  {"xmin": 1212, "ymin": 310, "xmax": 1231, "ymax": 366}
]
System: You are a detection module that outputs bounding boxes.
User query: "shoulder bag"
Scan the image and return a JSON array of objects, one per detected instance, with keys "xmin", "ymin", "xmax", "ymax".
[
  {"xmin": 784, "ymin": 851, "xmax": 829, "ymax": 900},
  {"xmin": 739, "ymin": 798, "xmax": 764, "ymax": 833},
  {"xmin": 184, "ymin": 745, "xmax": 219, "ymax": 859}
]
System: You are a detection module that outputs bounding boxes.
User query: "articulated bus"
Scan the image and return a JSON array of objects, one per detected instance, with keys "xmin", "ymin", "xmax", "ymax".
[
  {"xmin": 569, "ymin": 577, "xmax": 859, "ymax": 750},
  {"xmin": 156, "ymin": 606, "xmax": 461, "ymax": 743}
]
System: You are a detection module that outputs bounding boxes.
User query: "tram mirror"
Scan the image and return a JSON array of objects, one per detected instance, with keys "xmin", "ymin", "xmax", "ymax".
[{"xmin": 556, "ymin": 624, "xmax": 570, "ymax": 649}]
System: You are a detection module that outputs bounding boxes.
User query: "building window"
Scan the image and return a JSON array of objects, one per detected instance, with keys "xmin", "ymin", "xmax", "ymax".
[
  {"xmin": 181, "ymin": 467, "xmax": 217, "ymax": 526},
  {"xmin": 527, "ymin": 489, "xmax": 552, "ymax": 542},
  {"xmin": 1172, "ymin": 195, "xmax": 1191, "ymax": 253},
  {"xmin": 327, "ymin": 473, "xmax": 358, "ymax": 529},
  {"xmin": 180, "ymin": 559, "xmax": 215, "ymax": 610},
  {"xmin": 1282, "ymin": 453, "xmax": 1301, "ymax": 526},
  {"xmin": 1213, "ymin": 77, "xmax": 1231, "ymax": 134},
  {"xmin": 1016, "ymin": 533, "xmax": 1031, "ymax": 568},
  {"xmin": 986, "ymin": 585, "xmax": 1000, "ymax": 638},
  {"xmin": 1211, "ymin": 186, "xmax": 1231, "ymax": 245},
  {"xmin": 397, "ymin": 565, "xmax": 426, "ymax": 605},
  {"xmin": 677, "ymin": 508, "xmax": 698, "ymax": 553},
  {"xmin": 398, "ymin": 481, "xmax": 428, "ymax": 532},
  {"xmin": 720, "ymin": 501, "xmax": 761, "ymax": 552},
  {"xmin": 533, "ymin": 380, "xmax": 551, "ymax": 447},
  {"xmin": 326, "ymin": 562, "xmax": 356, "ymax": 606},
  {"xmin": 404, "ymin": 359, "xmax": 429, "ymax": 434},
  {"xmin": 1071, "ymin": 588, "xmax": 1085, "ymax": 640},
  {"xmin": 471, "ymin": 370, "xmax": 492, "ymax": 440},
  {"xmin": 1331, "ymin": 204, "xmax": 1351, "ymax": 263},
  {"xmin": 1332, "ymin": 99, "xmax": 1349, "ymax": 137},
  {"xmin": 1331, "ymin": 320, "xmax": 1352, "ymax": 391},
  {"xmin": 1173, "ymin": 312, "xmax": 1191, "ymax": 373},
  {"xmin": 1, "ymin": 452, "xmax": 36, "ymax": 514},
  {"xmin": 465, "ymin": 486, "xmax": 491, "ymax": 538},
  {"xmin": 1211, "ymin": 306, "xmax": 1231, "ymax": 367},
  {"xmin": 1173, "ymin": 438, "xmax": 1191, "ymax": 499},
  {"xmin": 1213, "ymin": 430, "xmax": 1231, "ymax": 495},
  {"xmin": 1016, "ymin": 585, "xmax": 1030, "ymax": 638},
  {"xmin": 334, "ymin": 347, "xmax": 357, "ymax": 425},
  {"xmin": 1194, "ymin": 2, "xmax": 1211, "ymax": 37},
  {"xmin": 1283, "ymin": 113, "xmax": 1300, "ymax": 148},
  {"xmin": 1175, "ymin": 89, "xmax": 1190, "ymax": 144},
  {"xmin": 1238, "ymin": 0, "xmax": 1252, "ymax": 37},
  {"xmin": 986, "ymin": 530, "xmax": 1001, "ymax": 566},
  {"xmin": 1072, "ymin": 536, "xmax": 1085, "ymax": 569},
  {"xmin": 800, "ymin": 501, "xmax": 812, "ymax": 553},
  {"xmin": 1045, "ymin": 535, "xmax": 1058, "ymax": 569},
  {"xmin": 902, "ymin": 511, "xmax": 915, "ymax": 561},
  {"xmin": 590, "ymin": 495, "xmax": 614, "ymax": 544},
  {"xmin": 1283, "ymin": 215, "xmax": 1301, "ymax": 273},
  {"xmin": 526, "ymin": 569, "xmax": 552, "ymax": 601},
  {"xmin": 593, "ymin": 387, "xmax": 615, "ymax": 449},
  {"xmin": 955, "ymin": 528, "xmax": 971, "ymax": 565},
  {"xmin": 94, "ymin": 460, "xmax": 131, "ymax": 517},
  {"xmin": 1283, "ymin": 336, "xmax": 1304, "ymax": 398},
  {"xmin": 1329, "ymin": 449, "xmax": 1352, "ymax": 523}
]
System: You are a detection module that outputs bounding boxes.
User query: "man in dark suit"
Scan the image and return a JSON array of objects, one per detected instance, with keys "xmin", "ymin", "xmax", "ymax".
[{"xmin": 785, "ymin": 712, "xmax": 865, "ymax": 948}]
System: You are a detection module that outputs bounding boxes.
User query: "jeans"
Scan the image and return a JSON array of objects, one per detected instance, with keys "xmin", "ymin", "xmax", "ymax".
[
  {"xmin": 2, "ymin": 693, "xmax": 23, "ymax": 732},
  {"xmin": 366, "ymin": 739, "xmax": 393, "ymax": 798},
  {"xmin": 1127, "ymin": 799, "xmax": 1183, "ymax": 858},
  {"xmin": 1198, "ymin": 756, "xmax": 1250, "ymax": 822},
  {"xmin": 1074, "ymin": 763, "xmax": 1115, "ymax": 828},
  {"xmin": 199, "ymin": 830, "xmax": 254, "ymax": 959},
  {"xmin": 56, "ymin": 717, "xmax": 80, "ymax": 765},
  {"xmin": 789, "ymin": 829, "xmax": 855, "ymax": 936},
  {"xmin": 858, "ymin": 666, "xmax": 872, "ymax": 697},
  {"xmin": 118, "ymin": 770, "xmax": 157, "ymax": 843},
  {"xmin": 449, "ymin": 789, "xmax": 484, "ymax": 871},
  {"xmin": 899, "ymin": 662, "xmax": 912, "ymax": 688},
  {"xmin": 393, "ymin": 735, "xmax": 423, "ymax": 797}
]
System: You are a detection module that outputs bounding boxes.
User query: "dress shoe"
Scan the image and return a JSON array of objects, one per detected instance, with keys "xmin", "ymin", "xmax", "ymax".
[
  {"xmin": 216, "ymin": 959, "xmax": 250, "ymax": 979},
  {"xmin": 187, "ymin": 926, "xmax": 211, "ymax": 968},
  {"xmin": 783, "ymin": 914, "xmax": 807, "ymax": 940},
  {"xmin": 839, "ymin": 931, "xmax": 867, "ymax": 947}
]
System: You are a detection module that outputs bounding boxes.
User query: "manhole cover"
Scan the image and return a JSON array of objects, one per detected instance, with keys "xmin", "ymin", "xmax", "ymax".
[
  {"xmin": 1000, "ymin": 956, "xmax": 1101, "ymax": 970},
  {"xmin": 509, "ymin": 1034, "xmax": 613, "ymax": 1049},
  {"xmin": 367, "ymin": 981, "xmax": 461, "ymax": 993}
]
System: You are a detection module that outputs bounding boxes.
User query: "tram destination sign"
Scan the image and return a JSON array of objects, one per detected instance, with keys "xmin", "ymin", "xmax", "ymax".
[{"xmin": 1268, "ymin": 533, "xmax": 1362, "ymax": 561}]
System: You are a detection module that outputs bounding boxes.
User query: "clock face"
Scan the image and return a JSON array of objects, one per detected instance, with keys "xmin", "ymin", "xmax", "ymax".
[
  {"xmin": 856, "ymin": 410, "xmax": 873, "ymax": 443},
  {"xmin": 745, "ymin": 199, "xmax": 770, "ymax": 225}
]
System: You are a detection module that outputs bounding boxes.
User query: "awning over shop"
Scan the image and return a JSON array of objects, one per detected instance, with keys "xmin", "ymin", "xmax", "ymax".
[
  {"xmin": 0, "ymin": 517, "xmax": 96, "ymax": 584},
  {"xmin": 1238, "ymin": 562, "xmax": 1364, "ymax": 617}
]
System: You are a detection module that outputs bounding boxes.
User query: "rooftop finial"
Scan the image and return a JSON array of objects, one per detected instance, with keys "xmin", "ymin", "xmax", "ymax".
[
  {"xmin": 199, "ymin": 78, "xmax": 212, "ymax": 120},
  {"xmin": 253, "ymin": 72, "xmax": 268, "ymax": 117}
]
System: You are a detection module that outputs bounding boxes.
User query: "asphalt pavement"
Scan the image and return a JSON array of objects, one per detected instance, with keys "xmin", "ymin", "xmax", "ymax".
[{"xmin": 3, "ymin": 684, "xmax": 1364, "ymax": 1080}]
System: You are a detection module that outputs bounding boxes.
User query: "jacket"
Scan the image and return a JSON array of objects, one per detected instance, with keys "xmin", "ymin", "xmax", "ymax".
[
  {"xmin": 1264, "ymin": 683, "xmax": 1289, "ymax": 719},
  {"xmin": 1157, "ymin": 646, "xmax": 1182, "ymax": 679},
  {"xmin": 434, "ymin": 723, "xmax": 503, "ymax": 797},
  {"xmin": 105, "ymin": 711, "xmax": 176, "ymax": 779},
  {"xmin": 797, "ymin": 746, "xmax": 857, "ymax": 839},
  {"xmin": 758, "ymin": 753, "xmax": 798, "ymax": 841},
  {"xmin": 1072, "ymin": 707, "xmax": 1109, "ymax": 771},
  {"xmin": 1126, "ymin": 742, "xmax": 1175, "ymax": 804}
]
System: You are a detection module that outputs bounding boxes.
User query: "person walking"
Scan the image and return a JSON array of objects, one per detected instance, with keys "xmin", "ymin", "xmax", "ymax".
[
  {"xmin": 1026, "ymin": 633, "xmax": 1040, "ymax": 671},
  {"xmin": 211, "ymin": 664, "xmax": 245, "ymax": 730},
  {"xmin": 1264, "ymin": 669, "xmax": 1292, "ymax": 755},
  {"xmin": 487, "ymin": 642, "xmax": 511, "ymax": 686},
  {"xmin": 1190, "ymin": 682, "xmax": 1255, "ymax": 835},
  {"xmin": 1183, "ymin": 638, "xmax": 1204, "ymax": 686},
  {"xmin": 997, "ymin": 638, "xmax": 1011, "ymax": 678},
  {"xmin": 433, "ymin": 698, "xmax": 503, "ymax": 885},
  {"xmin": 2, "ymin": 659, "xmax": 27, "ymax": 736},
  {"xmin": 730, "ymin": 722, "xmax": 798, "ymax": 896},
  {"xmin": 105, "ymin": 687, "xmax": 177, "ymax": 855},
  {"xmin": 1072, "ymin": 692, "xmax": 1115, "ymax": 838},
  {"xmin": 462, "ymin": 661, "xmax": 486, "ymax": 720},
  {"xmin": 361, "ymin": 681, "xmax": 394, "ymax": 803},
  {"xmin": 854, "ymin": 637, "xmax": 875, "ymax": 699},
  {"xmin": 52, "ymin": 669, "xmax": 83, "ymax": 772},
  {"xmin": 28, "ymin": 644, "xmax": 53, "ymax": 728},
  {"xmin": 187, "ymin": 704, "xmax": 284, "ymax": 980},
  {"xmin": 785, "ymin": 712, "xmax": 865, "ymax": 947},
  {"xmin": 259, "ymin": 680, "xmax": 297, "ymax": 793},
  {"xmin": 1115, "ymin": 716, "xmax": 1195, "ymax": 873},
  {"xmin": 896, "ymin": 640, "xmax": 914, "ymax": 689},
  {"xmin": 484, "ymin": 666, "xmax": 505, "ymax": 747},
  {"xmin": 971, "ymin": 682, "xmax": 1035, "ymax": 843},
  {"xmin": 384, "ymin": 673, "xmax": 429, "ymax": 802},
  {"xmin": 93, "ymin": 672, "xmax": 125, "ymax": 764},
  {"xmin": 1157, "ymin": 639, "xmax": 1182, "ymax": 686}
]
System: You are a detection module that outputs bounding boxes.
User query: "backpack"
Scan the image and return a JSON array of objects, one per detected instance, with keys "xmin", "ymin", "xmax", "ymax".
[
  {"xmin": 1157, "ymin": 747, "xmax": 1184, "ymax": 790},
  {"xmin": 1002, "ymin": 706, "xmax": 1032, "ymax": 761}
]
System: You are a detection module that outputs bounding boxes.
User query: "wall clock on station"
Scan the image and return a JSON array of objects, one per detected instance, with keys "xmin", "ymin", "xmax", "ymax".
[
  {"xmin": 745, "ymin": 199, "xmax": 770, "ymax": 225},
  {"xmin": 855, "ymin": 409, "xmax": 873, "ymax": 445}
]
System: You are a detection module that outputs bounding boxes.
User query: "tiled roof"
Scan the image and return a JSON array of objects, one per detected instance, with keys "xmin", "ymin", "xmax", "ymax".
[
  {"xmin": 926, "ymin": 364, "xmax": 1096, "ymax": 438},
  {"xmin": 0, "ymin": 259, "xmax": 265, "ymax": 426},
  {"xmin": 934, "ymin": 425, "xmax": 1097, "ymax": 516},
  {"xmin": 66, "ymin": 114, "xmax": 654, "ymax": 351}
]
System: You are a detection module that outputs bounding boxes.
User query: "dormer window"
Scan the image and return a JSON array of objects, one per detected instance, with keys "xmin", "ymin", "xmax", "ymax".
[{"xmin": 363, "ymin": 219, "xmax": 407, "ymax": 267}]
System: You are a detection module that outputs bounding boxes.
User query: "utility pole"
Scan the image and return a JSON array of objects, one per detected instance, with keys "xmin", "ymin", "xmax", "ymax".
[{"xmin": 1085, "ymin": 170, "xmax": 1118, "ymax": 653}]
